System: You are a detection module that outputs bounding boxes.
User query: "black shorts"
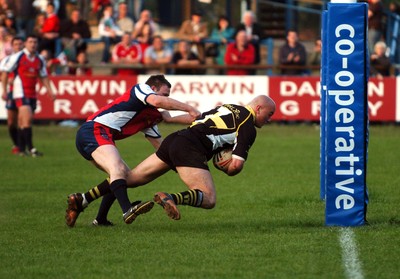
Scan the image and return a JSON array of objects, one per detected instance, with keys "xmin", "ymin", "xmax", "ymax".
[{"xmin": 156, "ymin": 131, "xmax": 210, "ymax": 171}]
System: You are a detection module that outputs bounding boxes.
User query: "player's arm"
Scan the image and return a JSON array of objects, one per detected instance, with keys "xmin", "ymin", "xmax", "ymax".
[
  {"xmin": 147, "ymin": 94, "xmax": 200, "ymax": 120},
  {"xmin": 1, "ymin": 71, "xmax": 8, "ymax": 100},
  {"xmin": 160, "ymin": 111, "xmax": 195, "ymax": 125},
  {"xmin": 40, "ymin": 76, "xmax": 56, "ymax": 100}
]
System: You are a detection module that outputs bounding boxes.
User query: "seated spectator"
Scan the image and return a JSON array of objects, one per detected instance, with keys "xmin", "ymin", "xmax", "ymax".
[
  {"xmin": 60, "ymin": 8, "xmax": 91, "ymax": 61},
  {"xmin": 68, "ymin": 50, "xmax": 92, "ymax": 76},
  {"xmin": 38, "ymin": 3, "xmax": 60, "ymax": 56},
  {"xmin": 143, "ymin": 35, "xmax": 172, "ymax": 74},
  {"xmin": 3, "ymin": 11, "xmax": 17, "ymax": 36},
  {"xmin": 33, "ymin": 12, "xmax": 46, "ymax": 37},
  {"xmin": 132, "ymin": 9, "xmax": 159, "ymax": 38},
  {"xmin": 308, "ymin": 38, "xmax": 321, "ymax": 76},
  {"xmin": 370, "ymin": 41, "xmax": 391, "ymax": 78},
  {"xmin": 177, "ymin": 10, "xmax": 208, "ymax": 62},
  {"xmin": 133, "ymin": 22, "xmax": 153, "ymax": 63},
  {"xmin": 116, "ymin": 2, "xmax": 134, "ymax": 33},
  {"xmin": 172, "ymin": 40, "xmax": 201, "ymax": 75},
  {"xmin": 111, "ymin": 32, "xmax": 142, "ymax": 75},
  {"xmin": 40, "ymin": 49, "xmax": 68, "ymax": 75},
  {"xmin": 368, "ymin": 0, "xmax": 384, "ymax": 54},
  {"xmin": 279, "ymin": 29, "xmax": 307, "ymax": 75},
  {"xmin": 224, "ymin": 30, "xmax": 255, "ymax": 76},
  {"xmin": 98, "ymin": 4, "xmax": 123, "ymax": 63},
  {"xmin": 235, "ymin": 11, "xmax": 265, "ymax": 64},
  {"xmin": 209, "ymin": 15, "xmax": 235, "ymax": 65}
]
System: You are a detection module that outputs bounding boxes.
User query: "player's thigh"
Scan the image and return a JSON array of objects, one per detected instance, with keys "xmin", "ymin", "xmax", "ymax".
[
  {"xmin": 127, "ymin": 153, "xmax": 170, "ymax": 187},
  {"xmin": 91, "ymin": 144, "xmax": 130, "ymax": 179},
  {"xmin": 17, "ymin": 105, "xmax": 33, "ymax": 127},
  {"xmin": 176, "ymin": 166, "xmax": 216, "ymax": 195}
]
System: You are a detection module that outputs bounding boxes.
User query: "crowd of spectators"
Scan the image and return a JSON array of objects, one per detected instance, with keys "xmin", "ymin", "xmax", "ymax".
[{"xmin": 0, "ymin": 0, "xmax": 398, "ymax": 77}]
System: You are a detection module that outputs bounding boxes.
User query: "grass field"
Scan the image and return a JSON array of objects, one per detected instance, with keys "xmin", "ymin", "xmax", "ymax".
[{"xmin": 0, "ymin": 123, "xmax": 399, "ymax": 279}]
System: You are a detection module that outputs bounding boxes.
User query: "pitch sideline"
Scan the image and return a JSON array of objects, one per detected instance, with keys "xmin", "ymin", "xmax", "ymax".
[{"xmin": 339, "ymin": 227, "xmax": 364, "ymax": 279}]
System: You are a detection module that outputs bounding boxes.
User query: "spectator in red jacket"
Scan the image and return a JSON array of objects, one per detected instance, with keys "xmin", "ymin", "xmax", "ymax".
[
  {"xmin": 111, "ymin": 32, "xmax": 142, "ymax": 75},
  {"xmin": 224, "ymin": 30, "xmax": 255, "ymax": 75},
  {"xmin": 39, "ymin": 3, "xmax": 60, "ymax": 56}
]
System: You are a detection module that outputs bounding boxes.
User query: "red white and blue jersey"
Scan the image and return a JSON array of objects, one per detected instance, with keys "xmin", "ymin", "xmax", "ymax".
[
  {"xmin": 0, "ymin": 54, "xmax": 15, "ymax": 93},
  {"xmin": 87, "ymin": 83, "xmax": 163, "ymax": 139},
  {"xmin": 2, "ymin": 49, "xmax": 47, "ymax": 99}
]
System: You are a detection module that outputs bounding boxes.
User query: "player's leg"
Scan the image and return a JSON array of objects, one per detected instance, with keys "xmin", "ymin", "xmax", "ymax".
[
  {"xmin": 7, "ymin": 108, "xmax": 19, "ymax": 154},
  {"xmin": 17, "ymin": 104, "xmax": 33, "ymax": 155}
]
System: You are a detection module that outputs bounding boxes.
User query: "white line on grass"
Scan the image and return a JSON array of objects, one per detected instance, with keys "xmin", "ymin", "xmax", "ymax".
[{"xmin": 339, "ymin": 227, "xmax": 364, "ymax": 279}]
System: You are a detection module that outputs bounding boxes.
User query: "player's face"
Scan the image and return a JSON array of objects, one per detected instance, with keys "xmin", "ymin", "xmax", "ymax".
[
  {"xmin": 12, "ymin": 39, "xmax": 23, "ymax": 52},
  {"xmin": 25, "ymin": 38, "xmax": 38, "ymax": 53},
  {"xmin": 154, "ymin": 84, "xmax": 170, "ymax": 97},
  {"xmin": 255, "ymin": 105, "xmax": 275, "ymax": 128}
]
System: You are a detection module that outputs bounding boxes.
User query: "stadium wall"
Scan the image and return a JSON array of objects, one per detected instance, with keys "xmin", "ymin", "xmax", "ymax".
[{"xmin": 0, "ymin": 75, "xmax": 398, "ymax": 122}]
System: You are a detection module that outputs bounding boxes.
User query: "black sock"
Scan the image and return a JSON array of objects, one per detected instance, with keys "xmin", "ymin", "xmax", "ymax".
[
  {"xmin": 22, "ymin": 127, "xmax": 33, "ymax": 150},
  {"xmin": 170, "ymin": 189, "xmax": 203, "ymax": 207},
  {"xmin": 17, "ymin": 128, "xmax": 26, "ymax": 152},
  {"xmin": 8, "ymin": 126, "xmax": 18, "ymax": 146},
  {"xmin": 109, "ymin": 179, "xmax": 131, "ymax": 213},
  {"xmin": 96, "ymin": 193, "xmax": 116, "ymax": 223},
  {"xmin": 84, "ymin": 179, "xmax": 112, "ymax": 204}
]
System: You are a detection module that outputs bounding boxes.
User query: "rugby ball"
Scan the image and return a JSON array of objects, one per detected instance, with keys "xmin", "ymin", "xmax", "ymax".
[{"xmin": 213, "ymin": 148, "xmax": 233, "ymax": 172}]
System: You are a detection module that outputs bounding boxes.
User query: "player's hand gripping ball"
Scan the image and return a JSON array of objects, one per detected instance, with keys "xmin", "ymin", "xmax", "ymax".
[{"xmin": 213, "ymin": 148, "xmax": 233, "ymax": 172}]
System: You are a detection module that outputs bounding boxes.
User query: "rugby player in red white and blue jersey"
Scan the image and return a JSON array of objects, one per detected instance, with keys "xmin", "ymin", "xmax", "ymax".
[
  {"xmin": 66, "ymin": 74, "xmax": 201, "ymax": 227},
  {"xmin": 1, "ymin": 35, "xmax": 55, "ymax": 157}
]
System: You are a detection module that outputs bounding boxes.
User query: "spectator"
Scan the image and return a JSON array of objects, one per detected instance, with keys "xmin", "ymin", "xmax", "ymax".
[
  {"xmin": 172, "ymin": 40, "xmax": 201, "ymax": 75},
  {"xmin": 278, "ymin": 29, "xmax": 307, "ymax": 75},
  {"xmin": 2, "ymin": 10, "xmax": 16, "ymax": 36},
  {"xmin": 60, "ymin": 8, "xmax": 91, "ymax": 61},
  {"xmin": 111, "ymin": 32, "xmax": 142, "ymax": 75},
  {"xmin": 32, "ymin": 12, "xmax": 45, "ymax": 37},
  {"xmin": 33, "ymin": 0, "xmax": 60, "ymax": 14},
  {"xmin": 13, "ymin": 0, "xmax": 37, "ymax": 38},
  {"xmin": 143, "ymin": 35, "xmax": 172, "ymax": 73},
  {"xmin": 209, "ymin": 15, "xmax": 235, "ymax": 66},
  {"xmin": 92, "ymin": 0, "xmax": 112, "ymax": 23},
  {"xmin": 98, "ymin": 4, "xmax": 123, "ymax": 63},
  {"xmin": 0, "ymin": 25, "xmax": 11, "ymax": 61},
  {"xmin": 224, "ymin": 30, "xmax": 255, "ymax": 76},
  {"xmin": 116, "ymin": 2, "xmax": 134, "ymax": 33},
  {"xmin": 38, "ymin": 3, "xmax": 60, "ymax": 56},
  {"xmin": 368, "ymin": 0, "xmax": 384, "ymax": 54},
  {"xmin": 389, "ymin": 1, "xmax": 400, "ymax": 15},
  {"xmin": 235, "ymin": 11, "xmax": 265, "ymax": 64},
  {"xmin": 308, "ymin": 38, "xmax": 321, "ymax": 76},
  {"xmin": 133, "ymin": 21, "xmax": 153, "ymax": 62},
  {"xmin": 132, "ymin": 9, "xmax": 159, "ymax": 38},
  {"xmin": 177, "ymin": 10, "xmax": 208, "ymax": 62},
  {"xmin": 370, "ymin": 41, "xmax": 391, "ymax": 78},
  {"xmin": 77, "ymin": 0, "xmax": 91, "ymax": 21},
  {"xmin": 68, "ymin": 50, "xmax": 92, "ymax": 76}
]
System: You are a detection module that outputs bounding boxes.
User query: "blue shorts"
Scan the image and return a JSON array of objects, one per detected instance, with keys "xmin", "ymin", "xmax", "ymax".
[
  {"xmin": 5, "ymin": 93, "xmax": 17, "ymax": 110},
  {"xmin": 15, "ymin": 97, "xmax": 37, "ymax": 111},
  {"xmin": 76, "ymin": 121, "xmax": 116, "ymax": 160}
]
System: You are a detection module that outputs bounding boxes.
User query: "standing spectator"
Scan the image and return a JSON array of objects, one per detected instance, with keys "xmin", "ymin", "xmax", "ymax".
[
  {"xmin": 59, "ymin": 8, "xmax": 91, "ymax": 61},
  {"xmin": 68, "ymin": 50, "xmax": 92, "ymax": 76},
  {"xmin": 308, "ymin": 38, "xmax": 322, "ymax": 76},
  {"xmin": 177, "ymin": 10, "xmax": 208, "ymax": 62},
  {"xmin": 0, "ymin": 36, "xmax": 24, "ymax": 155},
  {"xmin": 39, "ymin": 3, "xmax": 60, "ymax": 56},
  {"xmin": 1, "ymin": 35, "xmax": 55, "ymax": 156},
  {"xmin": 98, "ymin": 4, "xmax": 123, "ymax": 63},
  {"xmin": 143, "ymin": 35, "xmax": 172, "ymax": 73},
  {"xmin": 0, "ymin": 26, "xmax": 12, "ymax": 60},
  {"xmin": 32, "ymin": 12, "xmax": 45, "ymax": 37},
  {"xmin": 172, "ymin": 40, "xmax": 201, "ymax": 75},
  {"xmin": 368, "ymin": 0, "xmax": 384, "ymax": 54},
  {"xmin": 13, "ymin": 0, "xmax": 37, "ymax": 38},
  {"xmin": 370, "ymin": 41, "xmax": 391, "ymax": 78},
  {"xmin": 224, "ymin": 30, "xmax": 255, "ymax": 76},
  {"xmin": 133, "ymin": 21, "xmax": 153, "ymax": 63},
  {"xmin": 111, "ymin": 32, "xmax": 142, "ymax": 75},
  {"xmin": 210, "ymin": 15, "xmax": 235, "ymax": 66},
  {"xmin": 116, "ymin": 2, "xmax": 134, "ymax": 33},
  {"xmin": 278, "ymin": 29, "xmax": 307, "ymax": 75},
  {"xmin": 92, "ymin": 0, "xmax": 111, "ymax": 23},
  {"xmin": 132, "ymin": 9, "xmax": 159, "ymax": 38},
  {"xmin": 3, "ymin": 11, "xmax": 17, "ymax": 36},
  {"xmin": 235, "ymin": 11, "xmax": 265, "ymax": 64}
]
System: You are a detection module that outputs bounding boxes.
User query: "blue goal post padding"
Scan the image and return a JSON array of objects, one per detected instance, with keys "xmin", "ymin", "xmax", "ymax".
[{"xmin": 322, "ymin": 1, "xmax": 369, "ymax": 226}]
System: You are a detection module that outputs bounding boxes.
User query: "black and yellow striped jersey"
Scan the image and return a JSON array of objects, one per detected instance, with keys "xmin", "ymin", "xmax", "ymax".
[{"xmin": 180, "ymin": 104, "xmax": 257, "ymax": 161}]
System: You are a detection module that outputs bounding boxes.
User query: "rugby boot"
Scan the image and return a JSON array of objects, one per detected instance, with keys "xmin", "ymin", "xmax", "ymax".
[
  {"xmin": 30, "ymin": 148, "xmax": 43, "ymax": 157},
  {"xmin": 92, "ymin": 219, "xmax": 114, "ymax": 227},
  {"xmin": 153, "ymin": 192, "xmax": 181, "ymax": 220},
  {"xmin": 123, "ymin": 200, "xmax": 154, "ymax": 224},
  {"xmin": 11, "ymin": 146, "xmax": 20, "ymax": 155},
  {"xmin": 66, "ymin": 193, "xmax": 86, "ymax": 227}
]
